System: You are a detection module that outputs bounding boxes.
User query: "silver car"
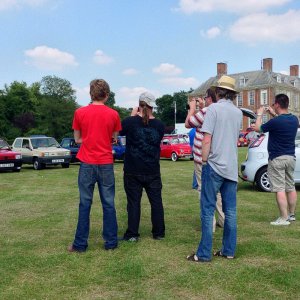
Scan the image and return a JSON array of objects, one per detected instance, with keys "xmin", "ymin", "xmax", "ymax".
[{"xmin": 240, "ymin": 129, "xmax": 300, "ymax": 192}]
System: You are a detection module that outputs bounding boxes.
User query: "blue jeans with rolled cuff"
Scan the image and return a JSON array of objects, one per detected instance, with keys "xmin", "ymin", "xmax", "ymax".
[
  {"xmin": 72, "ymin": 163, "xmax": 118, "ymax": 251},
  {"xmin": 196, "ymin": 163, "xmax": 237, "ymax": 261}
]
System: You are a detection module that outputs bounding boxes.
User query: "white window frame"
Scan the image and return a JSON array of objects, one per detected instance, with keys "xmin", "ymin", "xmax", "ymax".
[
  {"xmin": 248, "ymin": 90, "xmax": 255, "ymax": 106},
  {"xmin": 260, "ymin": 90, "xmax": 268, "ymax": 106},
  {"xmin": 237, "ymin": 93, "xmax": 243, "ymax": 107},
  {"xmin": 239, "ymin": 77, "xmax": 246, "ymax": 87},
  {"xmin": 294, "ymin": 94, "xmax": 299, "ymax": 110},
  {"xmin": 276, "ymin": 75, "xmax": 281, "ymax": 83}
]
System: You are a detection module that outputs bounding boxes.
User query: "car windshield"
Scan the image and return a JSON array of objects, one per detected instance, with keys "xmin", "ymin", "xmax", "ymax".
[
  {"xmin": 31, "ymin": 137, "xmax": 60, "ymax": 149},
  {"xmin": 170, "ymin": 137, "xmax": 188, "ymax": 144},
  {"xmin": 119, "ymin": 136, "xmax": 126, "ymax": 146},
  {"xmin": 0, "ymin": 139, "xmax": 10, "ymax": 149}
]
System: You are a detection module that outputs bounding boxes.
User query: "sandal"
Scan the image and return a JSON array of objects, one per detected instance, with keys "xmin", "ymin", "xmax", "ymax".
[
  {"xmin": 213, "ymin": 250, "xmax": 235, "ymax": 259},
  {"xmin": 186, "ymin": 253, "xmax": 210, "ymax": 263}
]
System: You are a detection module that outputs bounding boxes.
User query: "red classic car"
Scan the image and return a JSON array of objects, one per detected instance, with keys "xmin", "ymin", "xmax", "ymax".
[
  {"xmin": 0, "ymin": 137, "xmax": 22, "ymax": 172},
  {"xmin": 160, "ymin": 135, "xmax": 192, "ymax": 161}
]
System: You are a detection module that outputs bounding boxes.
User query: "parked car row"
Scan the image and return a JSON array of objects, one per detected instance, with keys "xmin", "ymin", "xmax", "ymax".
[
  {"xmin": 5, "ymin": 105, "xmax": 299, "ymax": 191},
  {"xmin": 0, "ymin": 138, "xmax": 22, "ymax": 172},
  {"xmin": 12, "ymin": 135, "xmax": 72, "ymax": 170},
  {"xmin": 0, "ymin": 135, "xmax": 127, "ymax": 172},
  {"xmin": 60, "ymin": 136, "xmax": 126, "ymax": 162}
]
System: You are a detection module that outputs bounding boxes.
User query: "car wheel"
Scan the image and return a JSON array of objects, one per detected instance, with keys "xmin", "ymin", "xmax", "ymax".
[
  {"xmin": 61, "ymin": 163, "xmax": 70, "ymax": 168},
  {"xmin": 255, "ymin": 166, "xmax": 271, "ymax": 192},
  {"xmin": 171, "ymin": 152, "xmax": 178, "ymax": 162},
  {"xmin": 33, "ymin": 158, "xmax": 43, "ymax": 170}
]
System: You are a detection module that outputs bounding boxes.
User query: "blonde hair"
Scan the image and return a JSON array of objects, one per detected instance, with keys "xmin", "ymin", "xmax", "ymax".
[{"xmin": 139, "ymin": 101, "xmax": 151, "ymax": 125}]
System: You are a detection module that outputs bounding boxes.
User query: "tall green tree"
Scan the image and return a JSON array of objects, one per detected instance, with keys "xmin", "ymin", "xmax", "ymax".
[
  {"xmin": 32, "ymin": 76, "xmax": 78, "ymax": 140},
  {"xmin": 155, "ymin": 94, "xmax": 174, "ymax": 126},
  {"xmin": 40, "ymin": 75, "xmax": 76, "ymax": 103},
  {"xmin": 1, "ymin": 81, "xmax": 37, "ymax": 139},
  {"xmin": 156, "ymin": 90, "xmax": 192, "ymax": 126}
]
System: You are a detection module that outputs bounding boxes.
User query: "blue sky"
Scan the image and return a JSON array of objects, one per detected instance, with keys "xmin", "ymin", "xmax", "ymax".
[{"xmin": 1, "ymin": 0, "xmax": 300, "ymax": 108}]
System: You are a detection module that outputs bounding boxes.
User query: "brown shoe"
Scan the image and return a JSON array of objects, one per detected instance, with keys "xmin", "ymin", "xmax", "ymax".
[{"xmin": 67, "ymin": 244, "xmax": 84, "ymax": 253}]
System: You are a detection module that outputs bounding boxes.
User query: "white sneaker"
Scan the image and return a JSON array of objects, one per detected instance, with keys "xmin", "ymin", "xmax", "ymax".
[
  {"xmin": 270, "ymin": 217, "xmax": 290, "ymax": 226},
  {"xmin": 288, "ymin": 214, "xmax": 296, "ymax": 221}
]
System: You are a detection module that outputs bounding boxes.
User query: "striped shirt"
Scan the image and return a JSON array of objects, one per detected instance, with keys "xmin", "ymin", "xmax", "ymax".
[{"xmin": 188, "ymin": 108, "xmax": 206, "ymax": 164}]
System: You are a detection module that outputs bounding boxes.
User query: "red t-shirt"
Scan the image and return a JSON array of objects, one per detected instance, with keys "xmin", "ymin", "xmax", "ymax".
[{"xmin": 72, "ymin": 104, "xmax": 122, "ymax": 164}]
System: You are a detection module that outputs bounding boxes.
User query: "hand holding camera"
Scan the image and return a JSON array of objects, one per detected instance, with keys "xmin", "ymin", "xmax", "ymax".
[{"xmin": 186, "ymin": 97, "xmax": 204, "ymax": 111}]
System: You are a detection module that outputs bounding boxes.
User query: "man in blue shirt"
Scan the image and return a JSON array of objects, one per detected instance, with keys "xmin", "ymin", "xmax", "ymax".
[{"xmin": 255, "ymin": 94, "xmax": 299, "ymax": 226}]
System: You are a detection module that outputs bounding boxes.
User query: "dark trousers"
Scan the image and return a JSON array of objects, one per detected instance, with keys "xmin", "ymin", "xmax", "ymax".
[{"xmin": 123, "ymin": 173, "xmax": 165, "ymax": 239}]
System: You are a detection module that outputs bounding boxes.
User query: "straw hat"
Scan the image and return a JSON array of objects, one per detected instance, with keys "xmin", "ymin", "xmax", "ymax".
[{"xmin": 212, "ymin": 75, "xmax": 237, "ymax": 92}]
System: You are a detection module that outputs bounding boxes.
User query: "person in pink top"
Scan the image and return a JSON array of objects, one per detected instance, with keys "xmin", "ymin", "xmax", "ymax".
[{"xmin": 68, "ymin": 79, "xmax": 121, "ymax": 252}]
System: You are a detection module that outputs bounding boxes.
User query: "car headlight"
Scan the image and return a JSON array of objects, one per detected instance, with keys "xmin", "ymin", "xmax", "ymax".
[
  {"xmin": 65, "ymin": 151, "xmax": 70, "ymax": 156},
  {"xmin": 42, "ymin": 152, "xmax": 50, "ymax": 157},
  {"xmin": 15, "ymin": 154, "xmax": 22, "ymax": 159}
]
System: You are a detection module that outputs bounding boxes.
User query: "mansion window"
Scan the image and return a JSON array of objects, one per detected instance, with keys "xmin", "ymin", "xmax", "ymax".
[
  {"xmin": 248, "ymin": 91, "xmax": 255, "ymax": 106},
  {"xmin": 294, "ymin": 94, "xmax": 299, "ymax": 110},
  {"xmin": 276, "ymin": 75, "xmax": 282, "ymax": 83},
  {"xmin": 237, "ymin": 93, "xmax": 243, "ymax": 107},
  {"xmin": 260, "ymin": 90, "xmax": 268, "ymax": 106}
]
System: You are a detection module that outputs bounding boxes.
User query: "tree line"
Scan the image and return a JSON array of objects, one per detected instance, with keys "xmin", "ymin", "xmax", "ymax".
[{"xmin": 0, "ymin": 75, "xmax": 192, "ymax": 143}]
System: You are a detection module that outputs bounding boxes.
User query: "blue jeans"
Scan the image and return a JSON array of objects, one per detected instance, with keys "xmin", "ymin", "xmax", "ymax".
[
  {"xmin": 196, "ymin": 163, "xmax": 237, "ymax": 261},
  {"xmin": 192, "ymin": 170, "xmax": 198, "ymax": 190},
  {"xmin": 123, "ymin": 173, "xmax": 165, "ymax": 239},
  {"xmin": 73, "ymin": 163, "xmax": 118, "ymax": 251}
]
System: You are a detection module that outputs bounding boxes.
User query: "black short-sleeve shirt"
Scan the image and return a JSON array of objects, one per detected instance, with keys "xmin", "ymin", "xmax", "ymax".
[{"xmin": 120, "ymin": 116, "xmax": 165, "ymax": 174}]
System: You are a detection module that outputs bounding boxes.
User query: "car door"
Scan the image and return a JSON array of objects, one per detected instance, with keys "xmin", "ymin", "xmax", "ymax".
[
  {"xmin": 160, "ymin": 139, "xmax": 170, "ymax": 158},
  {"xmin": 21, "ymin": 138, "xmax": 33, "ymax": 163}
]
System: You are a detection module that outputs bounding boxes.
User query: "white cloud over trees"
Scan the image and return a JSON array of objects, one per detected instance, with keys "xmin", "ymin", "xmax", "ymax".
[{"xmin": 24, "ymin": 45, "xmax": 78, "ymax": 70}]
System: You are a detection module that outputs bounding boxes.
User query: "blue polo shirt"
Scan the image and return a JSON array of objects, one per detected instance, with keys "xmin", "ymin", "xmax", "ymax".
[{"xmin": 261, "ymin": 114, "xmax": 299, "ymax": 160}]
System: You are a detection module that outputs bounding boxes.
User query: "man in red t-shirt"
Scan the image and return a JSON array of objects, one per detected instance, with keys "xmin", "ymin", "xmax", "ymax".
[{"xmin": 68, "ymin": 79, "xmax": 121, "ymax": 252}]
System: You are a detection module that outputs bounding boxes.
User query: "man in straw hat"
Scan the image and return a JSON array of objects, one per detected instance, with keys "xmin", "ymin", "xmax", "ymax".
[
  {"xmin": 185, "ymin": 88, "xmax": 225, "ymax": 232},
  {"xmin": 187, "ymin": 75, "xmax": 242, "ymax": 262}
]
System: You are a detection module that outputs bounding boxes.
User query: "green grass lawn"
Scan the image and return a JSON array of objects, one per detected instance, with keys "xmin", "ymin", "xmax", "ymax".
[{"xmin": 1, "ymin": 148, "xmax": 300, "ymax": 299}]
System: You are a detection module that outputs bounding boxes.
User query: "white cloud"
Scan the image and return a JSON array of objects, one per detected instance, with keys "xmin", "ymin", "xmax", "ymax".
[
  {"xmin": 229, "ymin": 10, "xmax": 300, "ymax": 44},
  {"xmin": 75, "ymin": 86, "xmax": 90, "ymax": 106},
  {"xmin": 122, "ymin": 68, "xmax": 139, "ymax": 76},
  {"xmin": 93, "ymin": 50, "xmax": 114, "ymax": 65},
  {"xmin": 0, "ymin": 0, "xmax": 47, "ymax": 11},
  {"xmin": 116, "ymin": 87, "xmax": 160, "ymax": 108},
  {"xmin": 201, "ymin": 26, "xmax": 221, "ymax": 39},
  {"xmin": 153, "ymin": 63, "xmax": 182, "ymax": 76},
  {"xmin": 24, "ymin": 45, "xmax": 78, "ymax": 70},
  {"xmin": 279, "ymin": 70, "xmax": 289, "ymax": 75},
  {"xmin": 160, "ymin": 77, "xmax": 199, "ymax": 88},
  {"xmin": 176, "ymin": 0, "xmax": 291, "ymax": 14}
]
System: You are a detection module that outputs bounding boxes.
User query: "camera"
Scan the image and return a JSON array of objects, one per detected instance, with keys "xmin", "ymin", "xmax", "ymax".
[{"xmin": 186, "ymin": 98, "xmax": 200, "ymax": 111}]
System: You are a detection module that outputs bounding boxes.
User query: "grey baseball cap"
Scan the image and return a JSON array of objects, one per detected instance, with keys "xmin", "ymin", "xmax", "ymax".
[{"xmin": 139, "ymin": 92, "xmax": 156, "ymax": 107}]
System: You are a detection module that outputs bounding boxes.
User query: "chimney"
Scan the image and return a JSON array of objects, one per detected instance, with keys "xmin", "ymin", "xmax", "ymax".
[
  {"xmin": 262, "ymin": 58, "xmax": 273, "ymax": 72},
  {"xmin": 217, "ymin": 62, "xmax": 227, "ymax": 77},
  {"xmin": 290, "ymin": 65, "xmax": 299, "ymax": 77}
]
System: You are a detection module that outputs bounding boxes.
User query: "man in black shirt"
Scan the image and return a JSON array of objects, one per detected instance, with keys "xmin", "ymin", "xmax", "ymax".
[{"xmin": 121, "ymin": 92, "xmax": 165, "ymax": 241}]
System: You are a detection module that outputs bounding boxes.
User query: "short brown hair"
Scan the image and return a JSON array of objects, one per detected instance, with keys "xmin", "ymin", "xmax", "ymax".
[
  {"xmin": 90, "ymin": 79, "xmax": 110, "ymax": 101},
  {"xmin": 206, "ymin": 88, "xmax": 216, "ymax": 103},
  {"xmin": 275, "ymin": 93, "xmax": 289, "ymax": 109}
]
